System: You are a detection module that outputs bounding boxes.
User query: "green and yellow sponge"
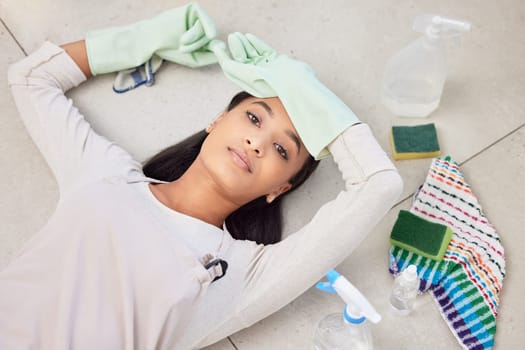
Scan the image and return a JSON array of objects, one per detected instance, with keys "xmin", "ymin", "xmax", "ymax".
[
  {"xmin": 390, "ymin": 210, "xmax": 453, "ymax": 262},
  {"xmin": 389, "ymin": 123, "xmax": 441, "ymax": 160}
]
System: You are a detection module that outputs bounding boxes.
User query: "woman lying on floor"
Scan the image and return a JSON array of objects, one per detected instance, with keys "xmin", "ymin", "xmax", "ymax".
[{"xmin": 0, "ymin": 3, "xmax": 402, "ymax": 349}]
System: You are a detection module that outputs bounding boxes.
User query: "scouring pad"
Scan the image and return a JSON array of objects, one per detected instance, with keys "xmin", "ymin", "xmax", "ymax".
[
  {"xmin": 389, "ymin": 123, "xmax": 441, "ymax": 160},
  {"xmin": 390, "ymin": 210, "xmax": 452, "ymax": 261}
]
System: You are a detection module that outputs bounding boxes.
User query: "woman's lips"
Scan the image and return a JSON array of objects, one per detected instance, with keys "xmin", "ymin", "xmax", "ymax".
[{"xmin": 228, "ymin": 147, "xmax": 252, "ymax": 173}]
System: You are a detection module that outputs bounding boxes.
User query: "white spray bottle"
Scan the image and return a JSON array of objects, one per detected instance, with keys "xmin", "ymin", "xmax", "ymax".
[
  {"xmin": 313, "ymin": 269, "xmax": 381, "ymax": 350},
  {"xmin": 381, "ymin": 14, "xmax": 471, "ymax": 117}
]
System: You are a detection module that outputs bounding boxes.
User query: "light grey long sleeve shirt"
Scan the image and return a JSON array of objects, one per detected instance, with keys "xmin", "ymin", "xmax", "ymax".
[{"xmin": 1, "ymin": 42, "xmax": 402, "ymax": 349}]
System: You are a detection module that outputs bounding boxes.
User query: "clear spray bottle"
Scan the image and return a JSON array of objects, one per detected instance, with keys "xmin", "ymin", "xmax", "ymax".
[
  {"xmin": 313, "ymin": 269, "xmax": 381, "ymax": 350},
  {"xmin": 381, "ymin": 14, "xmax": 471, "ymax": 117}
]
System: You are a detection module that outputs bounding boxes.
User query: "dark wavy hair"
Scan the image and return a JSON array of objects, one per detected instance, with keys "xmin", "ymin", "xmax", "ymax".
[{"xmin": 143, "ymin": 92, "xmax": 320, "ymax": 244}]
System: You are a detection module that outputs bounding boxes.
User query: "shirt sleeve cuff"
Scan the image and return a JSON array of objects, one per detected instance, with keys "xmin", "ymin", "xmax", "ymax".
[{"xmin": 328, "ymin": 123, "xmax": 398, "ymax": 183}]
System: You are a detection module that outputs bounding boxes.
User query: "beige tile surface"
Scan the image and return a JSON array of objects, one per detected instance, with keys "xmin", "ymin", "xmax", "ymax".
[{"xmin": 1, "ymin": 0, "xmax": 524, "ymax": 349}]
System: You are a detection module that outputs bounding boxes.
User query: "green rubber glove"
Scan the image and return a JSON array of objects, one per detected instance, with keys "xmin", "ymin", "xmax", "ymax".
[
  {"xmin": 209, "ymin": 33, "xmax": 360, "ymax": 159},
  {"xmin": 86, "ymin": 2, "xmax": 217, "ymax": 75}
]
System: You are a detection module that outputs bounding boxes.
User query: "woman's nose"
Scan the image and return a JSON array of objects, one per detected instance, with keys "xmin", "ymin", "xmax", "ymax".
[{"xmin": 245, "ymin": 137, "xmax": 264, "ymax": 157}]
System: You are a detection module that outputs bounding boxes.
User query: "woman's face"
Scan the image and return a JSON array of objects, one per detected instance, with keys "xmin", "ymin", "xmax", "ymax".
[{"xmin": 198, "ymin": 96, "xmax": 310, "ymax": 205}]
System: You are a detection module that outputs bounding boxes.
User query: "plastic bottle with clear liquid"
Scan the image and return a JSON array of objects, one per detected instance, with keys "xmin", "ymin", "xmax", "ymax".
[
  {"xmin": 314, "ymin": 310, "xmax": 373, "ymax": 350},
  {"xmin": 313, "ymin": 269, "xmax": 381, "ymax": 350},
  {"xmin": 389, "ymin": 265, "xmax": 419, "ymax": 315},
  {"xmin": 381, "ymin": 15, "xmax": 471, "ymax": 117}
]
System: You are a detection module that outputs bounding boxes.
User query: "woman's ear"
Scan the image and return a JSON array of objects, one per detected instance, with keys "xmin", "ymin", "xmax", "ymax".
[
  {"xmin": 206, "ymin": 112, "xmax": 226, "ymax": 133},
  {"xmin": 266, "ymin": 183, "xmax": 292, "ymax": 203}
]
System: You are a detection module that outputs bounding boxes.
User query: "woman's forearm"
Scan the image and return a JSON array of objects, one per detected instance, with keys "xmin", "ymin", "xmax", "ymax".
[{"xmin": 60, "ymin": 40, "xmax": 92, "ymax": 78}]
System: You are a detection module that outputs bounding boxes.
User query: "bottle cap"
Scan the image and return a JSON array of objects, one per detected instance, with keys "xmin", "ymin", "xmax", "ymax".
[
  {"xmin": 403, "ymin": 265, "xmax": 418, "ymax": 282},
  {"xmin": 343, "ymin": 306, "xmax": 366, "ymax": 324}
]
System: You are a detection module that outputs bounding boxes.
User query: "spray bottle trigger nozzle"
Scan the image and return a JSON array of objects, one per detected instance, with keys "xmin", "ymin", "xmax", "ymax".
[
  {"xmin": 413, "ymin": 14, "xmax": 471, "ymax": 45},
  {"xmin": 316, "ymin": 281, "xmax": 337, "ymax": 294}
]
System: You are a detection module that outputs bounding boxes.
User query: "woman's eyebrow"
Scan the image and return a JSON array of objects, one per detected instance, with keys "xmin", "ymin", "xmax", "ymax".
[
  {"xmin": 251, "ymin": 101, "xmax": 273, "ymax": 116},
  {"xmin": 286, "ymin": 130, "xmax": 302, "ymax": 155}
]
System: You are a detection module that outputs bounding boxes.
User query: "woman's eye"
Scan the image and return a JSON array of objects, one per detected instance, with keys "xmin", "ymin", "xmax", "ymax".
[
  {"xmin": 275, "ymin": 144, "xmax": 288, "ymax": 160},
  {"xmin": 247, "ymin": 112, "xmax": 260, "ymax": 127}
]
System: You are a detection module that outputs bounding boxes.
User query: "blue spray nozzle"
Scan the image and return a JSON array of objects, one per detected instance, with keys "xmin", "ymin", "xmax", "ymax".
[
  {"xmin": 326, "ymin": 269, "xmax": 340, "ymax": 284},
  {"xmin": 316, "ymin": 269, "xmax": 341, "ymax": 294},
  {"xmin": 316, "ymin": 281, "xmax": 337, "ymax": 294},
  {"xmin": 315, "ymin": 269, "xmax": 382, "ymax": 324}
]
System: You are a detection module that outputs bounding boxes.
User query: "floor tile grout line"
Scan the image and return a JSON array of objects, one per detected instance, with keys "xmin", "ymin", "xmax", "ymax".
[
  {"xmin": 227, "ymin": 336, "xmax": 239, "ymax": 350},
  {"xmin": 390, "ymin": 121, "xmax": 525, "ymax": 209},
  {"xmin": 458, "ymin": 122, "xmax": 525, "ymax": 167},
  {"xmin": 0, "ymin": 17, "xmax": 27, "ymax": 56}
]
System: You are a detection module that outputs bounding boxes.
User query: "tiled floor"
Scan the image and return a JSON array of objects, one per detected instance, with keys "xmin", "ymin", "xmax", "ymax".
[{"xmin": 1, "ymin": 0, "xmax": 524, "ymax": 349}]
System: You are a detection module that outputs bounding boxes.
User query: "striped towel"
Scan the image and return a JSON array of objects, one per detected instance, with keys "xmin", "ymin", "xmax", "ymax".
[{"xmin": 389, "ymin": 156, "xmax": 506, "ymax": 350}]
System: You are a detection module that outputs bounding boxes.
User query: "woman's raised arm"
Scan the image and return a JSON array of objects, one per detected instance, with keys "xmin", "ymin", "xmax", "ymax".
[{"xmin": 8, "ymin": 42, "xmax": 140, "ymax": 195}]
